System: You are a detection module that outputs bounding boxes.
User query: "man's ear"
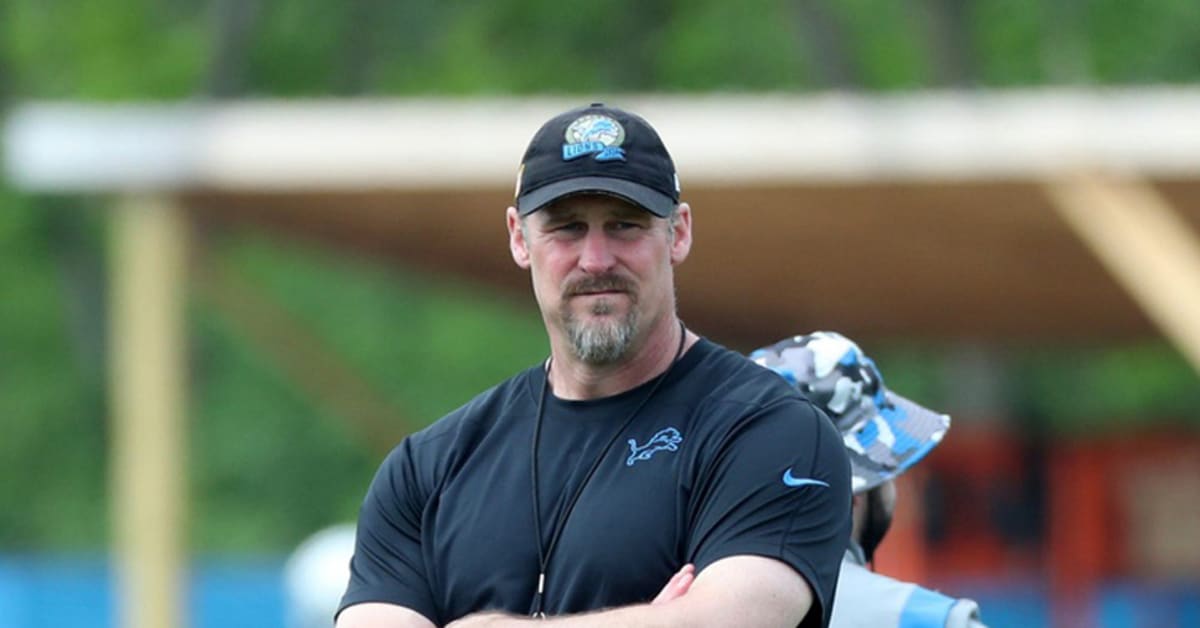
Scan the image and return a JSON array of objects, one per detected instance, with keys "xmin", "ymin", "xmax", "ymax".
[
  {"xmin": 507, "ymin": 207, "xmax": 531, "ymax": 269},
  {"xmin": 669, "ymin": 202, "xmax": 693, "ymax": 265}
]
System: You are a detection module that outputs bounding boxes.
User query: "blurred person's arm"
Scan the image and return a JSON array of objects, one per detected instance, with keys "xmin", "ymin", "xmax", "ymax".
[
  {"xmin": 446, "ymin": 554, "xmax": 812, "ymax": 628},
  {"xmin": 948, "ymin": 598, "xmax": 988, "ymax": 628}
]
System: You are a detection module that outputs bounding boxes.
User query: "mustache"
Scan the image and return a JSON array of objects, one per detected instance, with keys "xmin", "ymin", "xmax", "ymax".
[{"xmin": 564, "ymin": 274, "xmax": 635, "ymax": 297}]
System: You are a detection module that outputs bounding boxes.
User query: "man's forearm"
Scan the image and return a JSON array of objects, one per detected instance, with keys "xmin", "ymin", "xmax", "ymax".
[
  {"xmin": 447, "ymin": 556, "xmax": 813, "ymax": 628},
  {"xmin": 450, "ymin": 593, "xmax": 799, "ymax": 628},
  {"xmin": 545, "ymin": 595, "xmax": 794, "ymax": 628}
]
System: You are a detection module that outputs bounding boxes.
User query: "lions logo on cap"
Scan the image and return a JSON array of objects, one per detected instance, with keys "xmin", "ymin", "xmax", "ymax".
[{"xmin": 562, "ymin": 114, "xmax": 626, "ymax": 162}]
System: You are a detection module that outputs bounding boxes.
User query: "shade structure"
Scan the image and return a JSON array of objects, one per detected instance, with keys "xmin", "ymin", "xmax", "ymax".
[{"xmin": 8, "ymin": 90, "xmax": 1200, "ymax": 347}]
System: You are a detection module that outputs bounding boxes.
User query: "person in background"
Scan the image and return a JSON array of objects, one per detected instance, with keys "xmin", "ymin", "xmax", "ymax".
[
  {"xmin": 751, "ymin": 331, "xmax": 987, "ymax": 628},
  {"xmin": 284, "ymin": 523, "xmax": 357, "ymax": 628}
]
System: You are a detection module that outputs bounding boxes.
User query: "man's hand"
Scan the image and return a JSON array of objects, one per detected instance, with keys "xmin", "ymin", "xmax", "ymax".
[
  {"xmin": 651, "ymin": 564, "xmax": 695, "ymax": 605},
  {"xmin": 447, "ymin": 558, "xmax": 810, "ymax": 628}
]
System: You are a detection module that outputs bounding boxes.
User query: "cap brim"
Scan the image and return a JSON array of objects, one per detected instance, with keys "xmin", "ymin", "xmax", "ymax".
[
  {"xmin": 845, "ymin": 392, "xmax": 951, "ymax": 493},
  {"xmin": 517, "ymin": 176, "xmax": 676, "ymax": 217}
]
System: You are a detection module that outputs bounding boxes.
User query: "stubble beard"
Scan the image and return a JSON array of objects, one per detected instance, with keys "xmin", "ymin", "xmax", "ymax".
[{"xmin": 562, "ymin": 298, "xmax": 639, "ymax": 366}]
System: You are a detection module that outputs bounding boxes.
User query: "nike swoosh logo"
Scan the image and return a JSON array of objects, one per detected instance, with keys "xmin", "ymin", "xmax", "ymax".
[{"xmin": 782, "ymin": 469, "xmax": 830, "ymax": 488}]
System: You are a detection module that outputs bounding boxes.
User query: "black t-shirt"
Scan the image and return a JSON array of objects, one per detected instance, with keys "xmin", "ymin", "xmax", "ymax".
[{"xmin": 339, "ymin": 338, "xmax": 851, "ymax": 627}]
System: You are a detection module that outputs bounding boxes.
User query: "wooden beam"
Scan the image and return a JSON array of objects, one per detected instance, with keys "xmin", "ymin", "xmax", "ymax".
[
  {"xmin": 109, "ymin": 195, "xmax": 188, "ymax": 628},
  {"xmin": 1046, "ymin": 171, "xmax": 1200, "ymax": 377}
]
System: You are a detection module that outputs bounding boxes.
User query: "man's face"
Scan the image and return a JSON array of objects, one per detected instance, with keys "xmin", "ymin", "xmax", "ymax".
[{"xmin": 507, "ymin": 195, "xmax": 692, "ymax": 365}]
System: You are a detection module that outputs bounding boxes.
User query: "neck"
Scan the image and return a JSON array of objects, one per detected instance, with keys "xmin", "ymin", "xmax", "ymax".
[{"xmin": 547, "ymin": 316, "xmax": 696, "ymax": 400}]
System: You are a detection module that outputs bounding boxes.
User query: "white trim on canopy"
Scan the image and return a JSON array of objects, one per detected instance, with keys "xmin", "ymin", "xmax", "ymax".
[{"xmin": 8, "ymin": 88, "xmax": 1200, "ymax": 191}]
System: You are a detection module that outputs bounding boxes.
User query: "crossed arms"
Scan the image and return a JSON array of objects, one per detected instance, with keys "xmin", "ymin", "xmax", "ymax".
[{"xmin": 337, "ymin": 554, "xmax": 813, "ymax": 628}]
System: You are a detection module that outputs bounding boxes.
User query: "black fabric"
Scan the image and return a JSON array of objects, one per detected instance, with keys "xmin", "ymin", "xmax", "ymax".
[{"xmin": 339, "ymin": 339, "xmax": 852, "ymax": 627}]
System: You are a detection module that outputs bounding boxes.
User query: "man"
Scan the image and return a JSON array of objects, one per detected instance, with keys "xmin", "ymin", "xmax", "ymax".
[
  {"xmin": 751, "ymin": 331, "xmax": 987, "ymax": 628},
  {"xmin": 336, "ymin": 104, "xmax": 852, "ymax": 628}
]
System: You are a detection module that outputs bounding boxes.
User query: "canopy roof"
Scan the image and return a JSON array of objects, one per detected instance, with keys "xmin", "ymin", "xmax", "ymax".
[{"xmin": 8, "ymin": 90, "xmax": 1200, "ymax": 346}]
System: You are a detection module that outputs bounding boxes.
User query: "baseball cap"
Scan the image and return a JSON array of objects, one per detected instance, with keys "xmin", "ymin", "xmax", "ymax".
[
  {"xmin": 515, "ymin": 103, "xmax": 680, "ymax": 217},
  {"xmin": 750, "ymin": 331, "xmax": 951, "ymax": 494}
]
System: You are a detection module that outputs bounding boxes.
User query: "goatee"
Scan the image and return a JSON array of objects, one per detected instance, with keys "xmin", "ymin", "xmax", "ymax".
[
  {"xmin": 564, "ymin": 300, "xmax": 637, "ymax": 365},
  {"xmin": 562, "ymin": 296, "xmax": 641, "ymax": 369},
  {"xmin": 561, "ymin": 274, "xmax": 640, "ymax": 365}
]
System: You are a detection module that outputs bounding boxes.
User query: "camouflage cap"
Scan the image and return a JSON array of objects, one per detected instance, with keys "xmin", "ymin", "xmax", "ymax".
[{"xmin": 750, "ymin": 331, "xmax": 951, "ymax": 494}]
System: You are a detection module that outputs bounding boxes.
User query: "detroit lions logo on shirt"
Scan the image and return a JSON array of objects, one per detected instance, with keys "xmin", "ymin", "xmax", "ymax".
[{"xmin": 626, "ymin": 427, "xmax": 683, "ymax": 466}]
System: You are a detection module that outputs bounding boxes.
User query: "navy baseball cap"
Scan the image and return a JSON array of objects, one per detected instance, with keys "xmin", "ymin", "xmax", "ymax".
[
  {"xmin": 751, "ymin": 332, "xmax": 952, "ymax": 494},
  {"xmin": 514, "ymin": 103, "xmax": 681, "ymax": 217}
]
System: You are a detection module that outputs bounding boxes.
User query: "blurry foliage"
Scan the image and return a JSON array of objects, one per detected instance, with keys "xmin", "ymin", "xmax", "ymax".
[
  {"xmin": 4, "ymin": 0, "xmax": 207, "ymax": 99},
  {"xmin": 206, "ymin": 232, "xmax": 545, "ymax": 553},
  {"xmin": 2, "ymin": 0, "xmax": 1200, "ymax": 553},
  {"xmin": 974, "ymin": 0, "xmax": 1050, "ymax": 85},
  {"xmin": 7, "ymin": 0, "xmax": 1199, "ymax": 102},
  {"xmin": 187, "ymin": 234, "xmax": 547, "ymax": 552},
  {"xmin": 1016, "ymin": 343, "xmax": 1200, "ymax": 432},
  {"xmin": 189, "ymin": 295, "xmax": 377, "ymax": 552},
  {"xmin": 215, "ymin": 234, "xmax": 548, "ymax": 427},
  {"xmin": 246, "ymin": 0, "xmax": 347, "ymax": 95},
  {"xmin": 0, "ymin": 192, "xmax": 108, "ymax": 549},
  {"xmin": 655, "ymin": 0, "xmax": 807, "ymax": 91},
  {"xmin": 832, "ymin": 0, "xmax": 927, "ymax": 89},
  {"xmin": 875, "ymin": 340, "xmax": 1200, "ymax": 435},
  {"xmin": 1085, "ymin": 0, "xmax": 1200, "ymax": 83}
]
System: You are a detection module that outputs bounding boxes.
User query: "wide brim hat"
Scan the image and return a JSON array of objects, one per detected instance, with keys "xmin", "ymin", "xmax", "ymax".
[{"xmin": 750, "ymin": 331, "xmax": 951, "ymax": 494}]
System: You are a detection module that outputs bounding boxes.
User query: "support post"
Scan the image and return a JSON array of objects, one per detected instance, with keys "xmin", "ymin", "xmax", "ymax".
[
  {"xmin": 109, "ymin": 194, "xmax": 188, "ymax": 628},
  {"xmin": 1046, "ymin": 171, "xmax": 1200, "ymax": 378}
]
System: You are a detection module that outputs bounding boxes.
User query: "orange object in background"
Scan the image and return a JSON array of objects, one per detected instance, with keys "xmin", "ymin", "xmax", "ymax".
[
  {"xmin": 871, "ymin": 424, "xmax": 1041, "ymax": 588},
  {"xmin": 876, "ymin": 421, "xmax": 1200, "ymax": 626},
  {"xmin": 1047, "ymin": 442, "xmax": 1114, "ymax": 627},
  {"xmin": 920, "ymin": 424, "xmax": 1042, "ymax": 580},
  {"xmin": 873, "ymin": 471, "xmax": 928, "ymax": 584}
]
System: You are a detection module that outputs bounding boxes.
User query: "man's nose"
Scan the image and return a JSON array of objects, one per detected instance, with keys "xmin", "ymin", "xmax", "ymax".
[{"xmin": 578, "ymin": 229, "xmax": 616, "ymax": 273}]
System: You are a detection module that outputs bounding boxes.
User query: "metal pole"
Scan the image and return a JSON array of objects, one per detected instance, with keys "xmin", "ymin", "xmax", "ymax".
[{"xmin": 109, "ymin": 194, "xmax": 188, "ymax": 628}]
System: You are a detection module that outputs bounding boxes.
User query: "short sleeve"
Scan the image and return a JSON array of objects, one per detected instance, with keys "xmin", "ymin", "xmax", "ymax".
[
  {"xmin": 338, "ymin": 439, "xmax": 439, "ymax": 624},
  {"xmin": 686, "ymin": 399, "xmax": 852, "ymax": 628}
]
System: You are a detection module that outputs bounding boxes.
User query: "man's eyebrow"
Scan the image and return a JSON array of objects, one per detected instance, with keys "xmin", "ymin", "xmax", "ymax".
[
  {"xmin": 539, "ymin": 206, "xmax": 580, "ymax": 223},
  {"xmin": 612, "ymin": 207, "xmax": 651, "ymax": 220}
]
